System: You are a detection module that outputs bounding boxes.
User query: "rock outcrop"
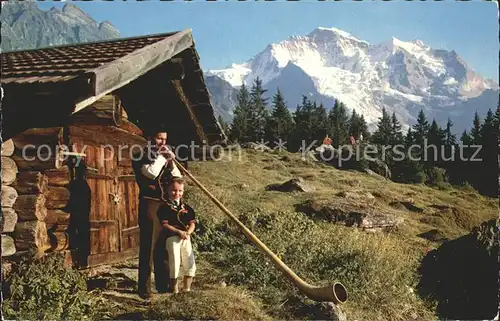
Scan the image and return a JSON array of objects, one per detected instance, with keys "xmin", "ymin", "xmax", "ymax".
[
  {"xmin": 418, "ymin": 218, "xmax": 499, "ymax": 319},
  {"xmin": 266, "ymin": 178, "xmax": 313, "ymax": 193},
  {"xmin": 297, "ymin": 196, "xmax": 403, "ymax": 232}
]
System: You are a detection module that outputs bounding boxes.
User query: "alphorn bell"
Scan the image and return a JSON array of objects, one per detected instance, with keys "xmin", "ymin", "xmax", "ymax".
[{"xmin": 172, "ymin": 159, "xmax": 348, "ymax": 304}]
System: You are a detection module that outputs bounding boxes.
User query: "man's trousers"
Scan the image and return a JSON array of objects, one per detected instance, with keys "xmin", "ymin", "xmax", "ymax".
[{"xmin": 137, "ymin": 197, "xmax": 169, "ymax": 295}]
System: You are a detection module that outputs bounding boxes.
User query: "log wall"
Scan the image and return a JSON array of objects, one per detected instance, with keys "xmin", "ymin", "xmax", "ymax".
[
  {"xmin": 2, "ymin": 127, "xmax": 70, "ymax": 256},
  {"xmin": 2, "ymin": 94, "xmax": 144, "ymax": 267},
  {"xmin": 2, "ymin": 129, "xmax": 66, "ymax": 257},
  {"xmin": 2, "ymin": 140, "xmax": 19, "ymax": 257}
]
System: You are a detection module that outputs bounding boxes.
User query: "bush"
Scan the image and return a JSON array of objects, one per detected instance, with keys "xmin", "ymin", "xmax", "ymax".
[
  {"xmin": 391, "ymin": 159, "xmax": 426, "ymax": 184},
  {"xmin": 460, "ymin": 181, "xmax": 478, "ymax": 193},
  {"xmin": 435, "ymin": 181, "xmax": 452, "ymax": 190},
  {"xmin": 413, "ymin": 171, "xmax": 428, "ymax": 184},
  {"xmin": 2, "ymin": 252, "xmax": 102, "ymax": 320},
  {"xmin": 425, "ymin": 167, "xmax": 447, "ymax": 186}
]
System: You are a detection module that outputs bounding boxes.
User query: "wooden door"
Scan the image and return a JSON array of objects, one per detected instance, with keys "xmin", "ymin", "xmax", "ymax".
[
  {"xmin": 70, "ymin": 139, "xmax": 119, "ymax": 257},
  {"xmin": 68, "ymin": 123, "xmax": 145, "ymax": 265},
  {"xmin": 116, "ymin": 146, "xmax": 141, "ymax": 252}
]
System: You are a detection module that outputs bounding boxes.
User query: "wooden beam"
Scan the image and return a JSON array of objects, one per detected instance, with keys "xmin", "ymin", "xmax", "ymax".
[
  {"xmin": 13, "ymin": 221, "xmax": 50, "ymax": 251},
  {"xmin": 93, "ymin": 30, "xmax": 192, "ymax": 98},
  {"xmin": 189, "ymin": 102, "xmax": 210, "ymax": 108},
  {"xmin": 2, "ymin": 235, "xmax": 16, "ymax": 257},
  {"xmin": 0, "ymin": 76, "xmax": 91, "ymax": 99},
  {"xmin": 2, "ymin": 185, "xmax": 18, "ymax": 208},
  {"xmin": 73, "ymin": 92, "xmax": 107, "ymax": 115},
  {"xmin": 72, "ymin": 30, "xmax": 193, "ymax": 115},
  {"xmin": 162, "ymin": 59, "xmax": 186, "ymax": 80},
  {"xmin": 1, "ymin": 140, "xmax": 14, "ymax": 157},
  {"xmin": 1, "ymin": 208, "xmax": 18, "ymax": 233},
  {"xmin": 14, "ymin": 194, "xmax": 48, "ymax": 221},
  {"xmin": 170, "ymin": 79, "xmax": 208, "ymax": 144},
  {"xmin": 1, "ymin": 157, "xmax": 18, "ymax": 185}
]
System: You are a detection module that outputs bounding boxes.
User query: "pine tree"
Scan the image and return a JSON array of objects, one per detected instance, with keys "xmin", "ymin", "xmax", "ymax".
[
  {"xmin": 248, "ymin": 77, "xmax": 269, "ymax": 142},
  {"xmin": 372, "ymin": 107, "xmax": 392, "ymax": 146},
  {"xmin": 443, "ymin": 118, "xmax": 456, "ymax": 146},
  {"xmin": 338, "ymin": 102, "xmax": 350, "ymax": 141},
  {"xmin": 412, "ymin": 109, "xmax": 430, "ymax": 146},
  {"xmin": 470, "ymin": 111, "xmax": 482, "ymax": 144},
  {"xmin": 494, "ymin": 106, "xmax": 500, "ymax": 131},
  {"xmin": 391, "ymin": 127, "xmax": 427, "ymax": 184},
  {"xmin": 267, "ymin": 88, "xmax": 294, "ymax": 143},
  {"xmin": 301, "ymin": 95, "xmax": 315, "ymax": 142},
  {"xmin": 479, "ymin": 109, "xmax": 498, "ymax": 196},
  {"xmin": 229, "ymin": 84, "xmax": 251, "ymax": 142},
  {"xmin": 405, "ymin": 127, "xmax": 414, "ymax": 147},
  {"xmin": 408, "ymin": 109, "xmax": 430, "ymax": 164},
  {"xmin": 291, "ymin": 96, "xmax": 315, "ymax": 150},
  {"xmin": 426, "ymin": 119, "xmax": 445, "ymax": 168},
  {"xmin": 312, "ymin": 102, "xmax": 329, "ymax": 142},
  {"xmin": 348, "ymin": 109, "xmax": 359, "ymax": 137},
  {"xmin": 452, "ymin": 129, "xmax": 473, "ymax": 186},
  {"xmin": 390, "ymin": 112, "xmax": 404, "ymax": 146},
  {"xmin": 460, "ymin": 129, "xmax": 472, "ymax": 145},
  {"xmin": 441, "ymin": 117, "xmax": 457, "ymax": 178},
  {"xmin": 348, "ymin": 109, "xmax": 368, "ymax": 140},
  {"xmin": 464, "ymin": 113, "xmax": 482, "ymax": 188},
  {"xmin": 327, "ymin": 100, "xmax": 349, "ymax": 147},
  {"xmin": 358, "ymin": 115, "xmax": 370, "ymax": 141}
]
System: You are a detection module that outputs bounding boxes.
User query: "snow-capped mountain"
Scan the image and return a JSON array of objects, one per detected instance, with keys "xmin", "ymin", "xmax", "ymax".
[{"xmin": 206, "ymin": 27, "xmax": 498, "ymax": 133}]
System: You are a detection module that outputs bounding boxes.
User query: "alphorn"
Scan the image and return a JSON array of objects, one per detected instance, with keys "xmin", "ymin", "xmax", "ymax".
[{"xmin": 173, "ymin": 159, "xmax": 348, "ymax": 304}]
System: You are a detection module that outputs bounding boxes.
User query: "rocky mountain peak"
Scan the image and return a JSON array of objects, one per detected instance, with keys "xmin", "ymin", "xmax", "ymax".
[
  {"xmin": 1, "ymin": 1, "xmax": 119, "ymax": 52},
  {"xmin": 62, "ymin": 3, "xmax": 96, "ymax": 26}
]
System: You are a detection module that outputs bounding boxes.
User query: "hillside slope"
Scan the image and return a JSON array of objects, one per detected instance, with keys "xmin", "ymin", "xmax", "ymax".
[{"xmin": 87, "ymin": 149, "xmax": 497, "ymax": 320}]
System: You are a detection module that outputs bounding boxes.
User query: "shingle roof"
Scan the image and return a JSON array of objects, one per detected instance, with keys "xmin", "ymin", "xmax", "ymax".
[{"xmin": 1, "ymin": 32, "xmax": 177, "ymax": 84}]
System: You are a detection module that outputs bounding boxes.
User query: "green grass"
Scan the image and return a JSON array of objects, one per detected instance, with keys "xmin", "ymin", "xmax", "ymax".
[{"xmin": 178, "ymin": 149, "xmax": 497, "ymax": 320}]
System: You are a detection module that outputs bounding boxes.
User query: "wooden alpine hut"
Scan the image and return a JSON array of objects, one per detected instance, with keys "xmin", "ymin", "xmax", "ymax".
[{"xmin": 1, "ymin": 29, "xmax": 226, "ymax": 267}]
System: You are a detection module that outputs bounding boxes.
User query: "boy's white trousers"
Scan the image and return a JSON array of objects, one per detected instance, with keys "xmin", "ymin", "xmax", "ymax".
[{"xmin": 165, "ymin": 235, "xmax": 196, "ymax": 278}]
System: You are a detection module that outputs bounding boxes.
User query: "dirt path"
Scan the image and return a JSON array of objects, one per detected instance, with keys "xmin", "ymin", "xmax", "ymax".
[{"xmin": 84, "ymin": 257, "xmax": 219, "ymax": 319}]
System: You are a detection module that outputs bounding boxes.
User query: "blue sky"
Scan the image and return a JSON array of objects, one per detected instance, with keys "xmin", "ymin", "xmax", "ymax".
[{"xmin": 39, "ymin": 0, "xmax": 499, "ymax": 80}]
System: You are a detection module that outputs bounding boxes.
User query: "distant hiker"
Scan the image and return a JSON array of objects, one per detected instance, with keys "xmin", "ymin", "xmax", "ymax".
[
  {"xmin": 316, "ymin": 134, "xmax": 334, "ymax": 155},
  {"xmin": 349, "ymin": 135, "xmax": 356, "ymax": 146},
  {"xmin": 132, "ymin": 127, "xmax": 182, "ymax": 299},
  {"xmin": 157, "ymin": 177, "xmax": 197, "ymax": 293},
  {"xmin": 323, "ymin": 135, "xmax": 332, "ymax": 146}
]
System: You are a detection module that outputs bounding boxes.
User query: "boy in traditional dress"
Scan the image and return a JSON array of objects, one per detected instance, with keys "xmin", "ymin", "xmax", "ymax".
[{"xmin": 157, "ymin": 177, "xmax": 197, "ymax": 293}]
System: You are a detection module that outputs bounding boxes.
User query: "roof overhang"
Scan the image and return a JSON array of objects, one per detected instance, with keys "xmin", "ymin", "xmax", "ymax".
[{"xmin": 73, "ymin": 29, "xmax": 194, "ymax": 114}]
